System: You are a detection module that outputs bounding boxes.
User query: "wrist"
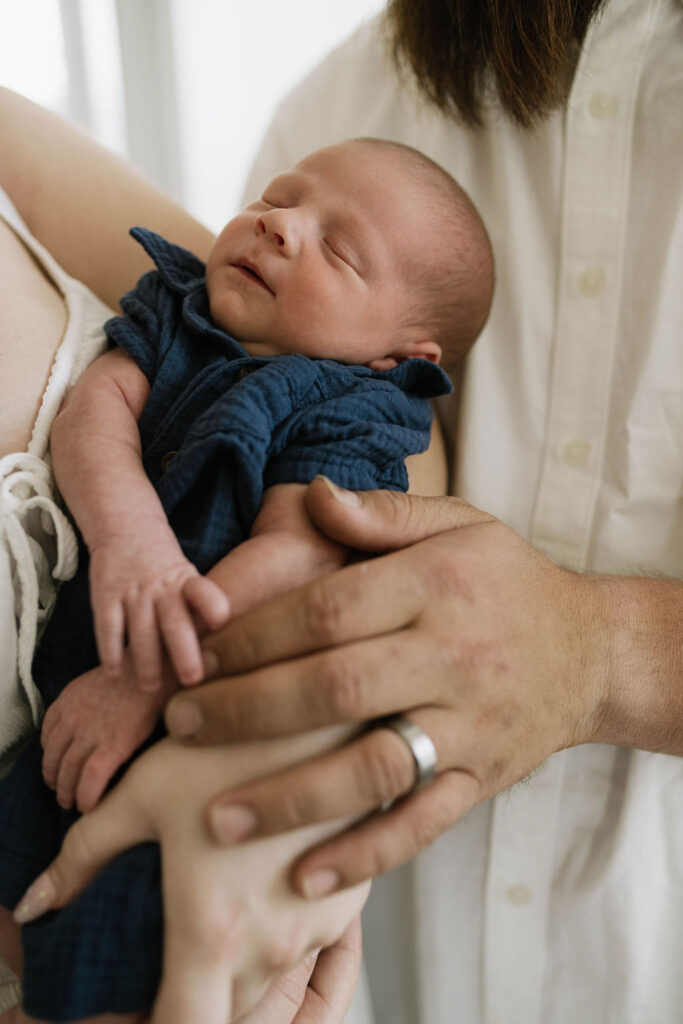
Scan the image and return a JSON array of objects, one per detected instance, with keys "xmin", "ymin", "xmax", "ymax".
[
  {"xmin": 87, "ymin": 510, "xmax": 171, "ymax": 556},
  {"xmin": 579, "ymin": 575, "xmax": 683, "ymax": 753},
  {"xmin": 560, "ymin": 572, "xmax": 614, "ymax": 749}
]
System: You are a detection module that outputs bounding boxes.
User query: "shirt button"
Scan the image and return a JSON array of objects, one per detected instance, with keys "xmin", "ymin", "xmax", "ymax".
[
  {"xmin": 161, "ymin": 450, "xmax": 177, "ymax": 471},
  {"xmin": 588, "ymin": 92, "xmax": 617, "ymax": 119},
  {"xmin": 577, "ymin": 266, "xmax": 606, "ymax": 297},
  {"xmin": 237, "ymin": 366, "xmax": 254, "ymax": 380},
  {"xmin": 562, "ymin": 439, "xmax": 590, "ymax": 467},
  {"xmin": 505, "ymin": 884, "xmax": 532, "ymax": 907}
]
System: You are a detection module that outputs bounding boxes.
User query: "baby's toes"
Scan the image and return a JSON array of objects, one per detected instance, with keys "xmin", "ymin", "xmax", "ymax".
[
  {"xmin": 56, "ymin": 740, "xmax": 96, "ymax": 810},
  {"xmin": 42, "ymin": 725, "xmax": 77, "ymax": 789},
  {"xmin": 76, "ymin": 747, "xmax": 127, "ymax": 813}
]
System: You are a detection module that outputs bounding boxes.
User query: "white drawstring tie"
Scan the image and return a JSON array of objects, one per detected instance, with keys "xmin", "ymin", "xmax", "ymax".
[{"xmin": 0, "ymin": 452, "xmax": 78, "ymax": 725}]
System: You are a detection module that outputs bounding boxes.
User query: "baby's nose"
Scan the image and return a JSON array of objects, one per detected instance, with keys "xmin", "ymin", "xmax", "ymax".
[{"xmin": 256, "ymin": 216, "xmax": 285, "ymax": 247}]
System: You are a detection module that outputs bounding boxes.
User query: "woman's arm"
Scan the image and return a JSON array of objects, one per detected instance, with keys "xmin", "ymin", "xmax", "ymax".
[{"xmin": 0, "ymin": 87, "xmax": 214, "ymax": 309}]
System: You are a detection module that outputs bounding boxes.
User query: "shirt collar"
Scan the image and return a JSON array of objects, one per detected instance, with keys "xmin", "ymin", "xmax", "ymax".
[
  {"xmin": 129, "ymin": 226, "xmax": 206, "ymax": 295},
  {"xmin": 130, "ymin": 226, "xmax": 255, "ymax": 359}
]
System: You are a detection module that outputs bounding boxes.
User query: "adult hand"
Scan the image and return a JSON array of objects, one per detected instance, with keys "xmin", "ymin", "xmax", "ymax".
[
  {"xmin": 164, "ymin": 477, "xmax": 612, "ymax": 897},
  {"xmin": 238, "ymin": 918, "xmax": 361, "ymax": 1024},
  {"xmin": 14, "ymin": 734, "xmax": 369, "ymax": 1023}
]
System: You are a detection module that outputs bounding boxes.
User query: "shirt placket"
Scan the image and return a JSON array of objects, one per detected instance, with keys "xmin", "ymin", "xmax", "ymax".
[{"xmin": 481, "ymin": 3, "xmax": 660, "ymax": 1023}]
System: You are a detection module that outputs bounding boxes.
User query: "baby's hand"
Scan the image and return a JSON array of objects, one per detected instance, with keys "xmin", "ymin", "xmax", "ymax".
[
  {"xmin": 90, "ymin": 528, "xmax": 230, "ymax": 690},
  {"xmin": 41, "ymin": 662, "xmax": 173, "ymax": 812}
]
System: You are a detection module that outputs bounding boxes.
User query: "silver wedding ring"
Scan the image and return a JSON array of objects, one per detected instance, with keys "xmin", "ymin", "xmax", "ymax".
[{"xmin": 379, "ymin": 714, "xmax": 437, "ymax": 795}]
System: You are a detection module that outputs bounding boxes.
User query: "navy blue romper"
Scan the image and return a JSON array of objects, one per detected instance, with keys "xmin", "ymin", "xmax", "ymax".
[{"xmin": 0, "ymin": 228, "xmax": 451, "ymax": 1019}]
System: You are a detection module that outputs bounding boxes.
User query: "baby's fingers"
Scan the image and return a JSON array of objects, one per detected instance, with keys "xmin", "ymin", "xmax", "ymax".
[
  {"xmin": 127, "ymin": 595, "xmax": 164, "ymax": 691},
  {"xmin": 41, "ymin": 714, "xmax": 75, "ymax": 789},
  {"xmin": 76, "ymin": 747, "xmax": 126, "ymax": 814},
  {"xmin": 183, "ymin": 576, "xmax": 230, "ymax": 634},
  {"xmin": 92, "ymin": 596, "xmax": 126, "ymax": 678},
  {"xmin": 157, "ymin": 591, "xmax": 205, "ymax": 686},
  {"xmin": 55, "ymin": 738, "xmax": 97, "ymax": 809}
]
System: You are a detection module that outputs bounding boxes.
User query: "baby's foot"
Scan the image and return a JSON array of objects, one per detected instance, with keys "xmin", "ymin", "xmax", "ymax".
[{"xmin": 41, "ymin": 663, "xmax": 173, "ymax": 813}]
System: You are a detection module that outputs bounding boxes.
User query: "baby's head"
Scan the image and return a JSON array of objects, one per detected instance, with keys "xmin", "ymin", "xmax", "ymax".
[{"xmin": 206, "ymin": 138, "xmax": 493, "ymax": 370}]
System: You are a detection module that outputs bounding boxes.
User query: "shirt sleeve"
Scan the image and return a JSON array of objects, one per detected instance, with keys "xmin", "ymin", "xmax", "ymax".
[{"xmin": 264, "ymin": 376, "xmax": 435, "ymax": 493}]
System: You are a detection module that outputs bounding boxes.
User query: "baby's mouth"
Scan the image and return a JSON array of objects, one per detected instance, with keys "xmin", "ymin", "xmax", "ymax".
[{"xmin": 235, "ymin": 263, "xmax": 274, "ymax": 295}]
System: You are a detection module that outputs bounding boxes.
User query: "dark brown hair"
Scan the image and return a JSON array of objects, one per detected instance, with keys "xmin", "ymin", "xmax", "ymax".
[{"xmin": 386, "ymin": 0, "xmax": 608, "ymax": 128}]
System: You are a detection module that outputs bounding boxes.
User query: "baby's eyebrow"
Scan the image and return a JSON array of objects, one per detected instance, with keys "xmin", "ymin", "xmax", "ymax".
[{"xmin": 261, "ymin": 170, "xmax": 301, "ymax": 202}]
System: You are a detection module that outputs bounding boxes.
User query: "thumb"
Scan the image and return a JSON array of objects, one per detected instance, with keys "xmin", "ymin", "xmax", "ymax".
[
  {"xmin": 306, "ymin": 476, "xmax": 493, "ymax": 552},
  {"xmin": 13, "ymin": 781, "xmax": 153, "ymax": 923}
]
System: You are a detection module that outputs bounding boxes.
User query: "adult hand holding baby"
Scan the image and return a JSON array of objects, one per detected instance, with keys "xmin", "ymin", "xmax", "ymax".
[
  {"xmin": 15, "ymin": 733, "xmax": 368, "ymax": 1024},
  {"xmin": 164, "ymin": 477, "xmax": 622, "ymax": 894}
]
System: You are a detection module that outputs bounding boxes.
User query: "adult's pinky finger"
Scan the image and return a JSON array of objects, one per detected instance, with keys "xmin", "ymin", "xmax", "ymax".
[{"xmin": 292, "ymin": 770, "xmax": 480, "ymax": 898}]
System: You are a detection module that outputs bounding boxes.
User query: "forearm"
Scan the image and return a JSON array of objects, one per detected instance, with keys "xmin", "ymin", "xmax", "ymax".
[
  {"xmin": 51, "ymin": 361, "xmax": 164, "ymax": 551},
  {"xmin": 587, "ymin": 574, "xmax": 683, "ymax": 755},
  {"xmin": 0, "ymin": 87, "xmax": 214, "ymax": 309},
  {"xmin": 208, "ymin": 527, "xmax": 346, "ymax": 620},
  {"xmin": 207, "ymin": 483, "xmax": 347, "ymax": 619}
]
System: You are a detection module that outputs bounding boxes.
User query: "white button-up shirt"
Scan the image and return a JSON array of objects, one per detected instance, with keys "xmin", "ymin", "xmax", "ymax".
[{"xmin": 244, "ymin": 1, "xmax": 683, "ymax": 1020}]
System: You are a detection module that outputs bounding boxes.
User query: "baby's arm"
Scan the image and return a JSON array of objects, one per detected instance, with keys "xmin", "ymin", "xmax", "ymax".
[
  {"xmin": 203, "ymin": 480, "xmax": 349, "ymax": 620},
  {"xmin": 50, "ymin": 348, "xmax": 229, "ymax": 688},
  {"xmin": 43, "ymin": 479, "xmax": 347, "ymax": 813}
]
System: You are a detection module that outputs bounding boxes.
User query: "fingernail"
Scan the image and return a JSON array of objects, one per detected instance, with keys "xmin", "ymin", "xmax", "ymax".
[
  {"xmin": 14, "ymin": 872, "xmax": 57, "ymax": 924},
  {"xmin": 300, "ymin": 868, "xmax": 341, "ymax": 899},
  {"xmin": 201, "ymin": 648, "xmax": 220, "ymax": 677},
  {"xmin": 166, "ymin": 699, "xmax": 203, "ymax": 737},
  {"xmin": 209, "ymin": 803, "xmax": 258, "ymax": 844},
  {"xmin": 316, "ymin": 476, "xmax": 362, "ymax": 507}
]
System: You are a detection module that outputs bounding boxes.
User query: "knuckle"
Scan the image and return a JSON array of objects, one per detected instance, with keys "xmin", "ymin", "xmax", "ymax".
[
  {"xmin": 218, "ymin": 626, "xmax": 261, "ymax": 674},
  {"xmin": 359, "ymin": 733, "xmax": 412, "ymax": 804},
  {"xmin": 385, "ymin": 488, "xmax": 418, "ymax": 533},
  {"xmin": 191, "ymin": 913, "xmax": 243, "ymax": 960},
  {"xmin": 364, "ymin": 837, "xmax": 398, "ymax": 878},
  {"xmin": 196, "ymin": 684, "xmax": 257, "ymax": 739},
  {"xmin": 405, "ymin": 807, "xmax": 443, "ymax": 853},
  {"xmin": 171, "ymin": 890, "xmax": 247, "ymax": 960},
  {"xmin": 270, "ymin": 782, "xmax": 323, "ymax": 831},
  {"xmin": 303, "ymin": 578, "xmax": 347, "ymax": 645},
  {"xmin": 317, "ymin": 655, "xmax": 363, "ymax": 721},
  {"xmin": 260, "ymin": 926, "xmax": 307, "ymax": 974}
]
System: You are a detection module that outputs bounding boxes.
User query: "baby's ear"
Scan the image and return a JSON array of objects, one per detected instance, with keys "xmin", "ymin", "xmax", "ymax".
[
  {"xmin": 405, "ymin": 338, "xmax": 442, "ymax": 364},
  {"xmin": 368, "ymin": 337, "xmax": 442, "ymax": 371}
]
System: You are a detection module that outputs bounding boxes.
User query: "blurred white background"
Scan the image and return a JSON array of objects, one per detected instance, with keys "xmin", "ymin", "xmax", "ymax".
[{"xmin": 0, "ymin": 0, "xmax": 383, "ymax": 230}]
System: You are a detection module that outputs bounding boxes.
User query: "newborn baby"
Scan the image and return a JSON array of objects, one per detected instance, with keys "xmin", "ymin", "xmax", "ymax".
[{"xmin": 0, "ymin": 136, "xmax": 493, "ymax": 1022}]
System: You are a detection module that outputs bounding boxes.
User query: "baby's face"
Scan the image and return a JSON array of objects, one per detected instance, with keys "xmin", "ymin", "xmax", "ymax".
[{"xmin": 206, "ymin": 141, "xmax": 434, "ymax": 366}]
